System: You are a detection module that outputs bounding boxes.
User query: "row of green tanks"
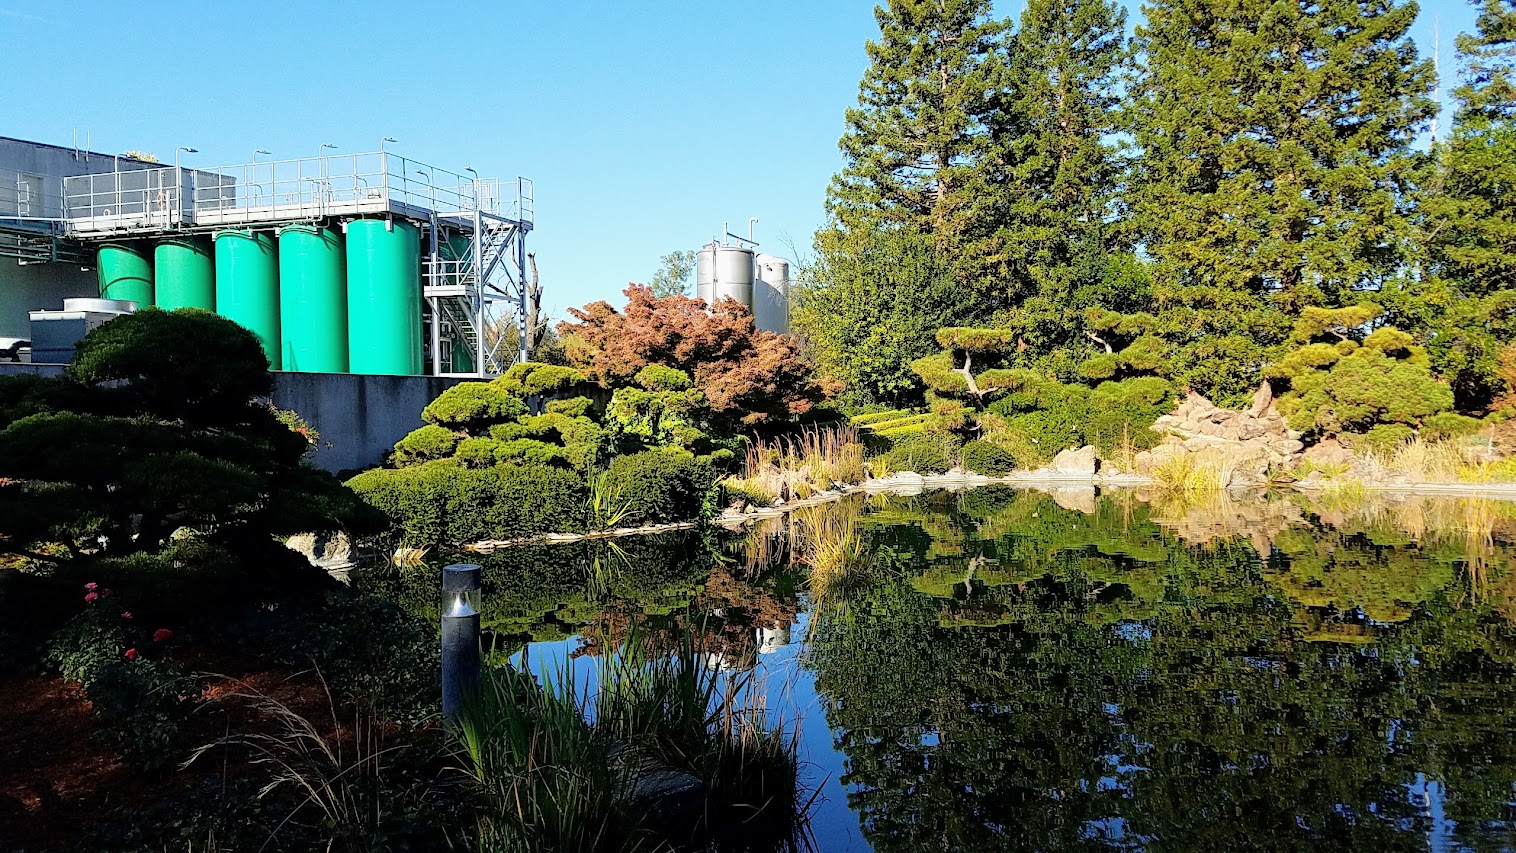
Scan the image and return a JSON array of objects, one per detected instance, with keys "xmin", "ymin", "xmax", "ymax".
[{"xmin": 94, "ymin": 218, "xmax": 431, "ymax": 375}]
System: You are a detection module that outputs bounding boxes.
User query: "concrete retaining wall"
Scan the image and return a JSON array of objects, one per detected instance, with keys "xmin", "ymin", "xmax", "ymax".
[
  {"xmin": 269, "ymin": 372, "xmax": 463, "ymax": 474},
  {"xmin": 0, "ymin": 363, "xmax": 461, "ymax": 474}
]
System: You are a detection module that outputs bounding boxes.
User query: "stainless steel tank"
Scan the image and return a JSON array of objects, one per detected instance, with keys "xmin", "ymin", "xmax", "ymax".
[
  {"xmin": 696, "ymin": 243, "xmax": 754, "ymax": 312},
  {"xmin": 752, "ymin": 253, "xmax": 790, "ymax": 334}
]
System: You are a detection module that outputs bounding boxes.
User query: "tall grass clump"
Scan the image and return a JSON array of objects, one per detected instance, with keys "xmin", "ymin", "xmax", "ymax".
[
  {"xmin": 1149, "ymin": 454, "xmax": 1230, "ymax": 497},
  {"xmin": 724, "ymin": 425, "xmax": 866, "ymax": 506},
  {"xmin": 791, "ymin": 499, "xmax": 871, "ymax": 603},
  {"xmin": 452, "ymin": 631, "xmax": 812, "ymax": 852},
  {"xmin": 1362, "ymin": 436, "xmax": 1516, "ymax": 484}
]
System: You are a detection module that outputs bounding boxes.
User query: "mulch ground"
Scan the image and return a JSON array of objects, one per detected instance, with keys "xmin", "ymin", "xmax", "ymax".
[{"xmin": 0, "ymin": 650, "xmax": 335, "ymax": 851}]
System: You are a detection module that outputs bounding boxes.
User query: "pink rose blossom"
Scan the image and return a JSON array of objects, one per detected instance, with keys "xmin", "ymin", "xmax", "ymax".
[
  {"xmin": 121, "ymin": 612, "xmax": 133, "ymax": 620},
  {"xmin": 124, "ymin": 648, "xmax": 138, "ymax": 661},
  {"xmin": 84, "ymin": 582, "xmax": 98, "ymax": 591},
  {"xmin": 84, "ymin": 592, "xmax": 99, "ymax": 603}
]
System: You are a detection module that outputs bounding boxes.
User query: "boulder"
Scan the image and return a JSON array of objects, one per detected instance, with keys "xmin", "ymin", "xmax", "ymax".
[
  {"xmin": 1051, "ymin": 445, "xmax": 1099, "ymax": 477},
  {"xmin": 1301, "ymin": 438, "xmax": 1355, "ymax": 469},
  {"xmin": 285, "ymin": 531, "xmax": 355, "ymax": 573}
]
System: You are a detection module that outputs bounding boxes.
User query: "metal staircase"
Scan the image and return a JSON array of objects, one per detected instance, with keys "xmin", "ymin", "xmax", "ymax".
[
  {"xmin": 0, "ymin": 225, "xmax": 88, "ymax": 264},
  {"xmin": 423, "ymin": 203, "xmax": 532, "ymax": 377}
]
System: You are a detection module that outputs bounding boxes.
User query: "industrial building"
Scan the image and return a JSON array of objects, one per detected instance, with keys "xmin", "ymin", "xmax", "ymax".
[
  {"xmin": 0, "ymin": 135, "xmax": 534, "ymax": 377},
  {"xmin": 694, "ymin": 223, "xmax": 791, "ymax": 336}
]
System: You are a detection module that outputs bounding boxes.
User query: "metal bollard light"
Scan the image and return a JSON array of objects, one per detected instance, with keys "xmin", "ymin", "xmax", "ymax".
[{"xmin": 440, "ymin": 563, "xmax": 482, "ymax": 720}]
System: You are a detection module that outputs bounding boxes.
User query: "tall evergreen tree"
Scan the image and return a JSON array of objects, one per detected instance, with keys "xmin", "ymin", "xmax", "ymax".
[
  {"xmin": 994, "ymin": 0, "xmax": 1133, "ymax": 372},
  {"xmin": 826, "ymin": 0, "xmax": 1011, "ymax": 295},
  {"xmin": 1404, "ymin": 0, "xmax": 1516, "ymax": 407},
  {"xmin": 1129, "ymin": 0, "xmax": 1435, "ymax": 400}
]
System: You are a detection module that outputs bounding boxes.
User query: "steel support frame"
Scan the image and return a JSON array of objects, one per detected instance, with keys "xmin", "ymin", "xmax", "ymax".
[{"xmin": 422, "ymin": 206, "xmax": 531, "ymax": 378}]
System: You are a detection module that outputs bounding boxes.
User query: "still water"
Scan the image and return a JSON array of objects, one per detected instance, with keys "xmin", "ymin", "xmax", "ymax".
[{"xmin": 360, "ymin": 487, "xmax": 1516, "ymax": 852}]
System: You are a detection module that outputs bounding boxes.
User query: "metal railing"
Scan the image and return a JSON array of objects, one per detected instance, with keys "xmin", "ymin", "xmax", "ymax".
[
  {"xmin": 60, "ymin": 151, "xmax": 533, "ymax": 233},
  {"xmin": 0, "ymin": 167, "xmax": 69, "ymax": 223}
]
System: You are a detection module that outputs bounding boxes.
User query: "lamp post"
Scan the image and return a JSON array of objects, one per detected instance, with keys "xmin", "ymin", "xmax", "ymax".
[
  {"xmin": 252, "ymin": 149, "xmax": 271, "ymax": 163},
  {"xmin": 441, "ymin": 563, "xmax": 482, "ymax": 719}
]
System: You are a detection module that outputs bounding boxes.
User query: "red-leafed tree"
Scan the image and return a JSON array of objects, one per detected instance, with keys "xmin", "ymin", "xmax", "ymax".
[{"xmin": 557, "ymin": 285, "xmax": 834, "ymax": 427}]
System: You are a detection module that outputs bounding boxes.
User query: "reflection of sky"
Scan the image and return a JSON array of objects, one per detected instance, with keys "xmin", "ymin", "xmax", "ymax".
[{"xmin": 512, "ymin": 609, "xmax": 869, "ymax": 852}]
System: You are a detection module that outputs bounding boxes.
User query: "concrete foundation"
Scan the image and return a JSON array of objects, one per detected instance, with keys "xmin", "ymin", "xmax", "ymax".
[{"xmin": 0, "ymin": 363, "xmax": 461, "ymax": 474}]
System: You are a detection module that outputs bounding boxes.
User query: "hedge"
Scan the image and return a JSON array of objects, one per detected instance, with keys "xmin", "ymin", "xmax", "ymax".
[
  {"xmin": 346, "ymin": 462, "xmax": 587, "ymax": 547},
  {"xmin": 961, "ymin": 439, "xmax": 1016, "ymax": 475},
  {"xmin": 599, "ymin": 448, "xmax": 717, "ymax": 526}
]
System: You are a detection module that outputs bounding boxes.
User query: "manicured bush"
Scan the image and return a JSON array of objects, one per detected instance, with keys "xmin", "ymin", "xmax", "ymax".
[
  {"xmin": 422, "ymin": 383, "xmax": 527, "ymax": 429},
  {"xmin": 961, "ymin": 439, "xmax": 1016, "ymax": 475},
  {"xmin": 1347, "ymin": 423, "xmax": 1416, "ymax": 454},
  {"xmin": 456, "ymin": 436, "xmax": 506, "ymax": 468},
  {"xmin": 634, "ymin": 364, "xmax": 694, "ymax": 392},
  {"xmin": 599, "ymin": 448, "xmax": 717, "ymax": 526},
  {"xmin": 492, "ymin": 362, "xmax": 588, "ymax": 397},
  {"xmin": 1421, "ymin": 411, "xmax": 1483, "ymax": 441},
  {"xmin": 392, "ymin": 424, "xmax": 460, "ymax": 466},
  {"xmin": 881, "ymin": 432, "xmax": 957, "ymax": 474},
  {"xmin": 346, "ymin": 465, "xmax": 455, "ymax": 548},
  {"xmin": 348, "ymin": 462, "xmax": 587, "ymax": 546}
]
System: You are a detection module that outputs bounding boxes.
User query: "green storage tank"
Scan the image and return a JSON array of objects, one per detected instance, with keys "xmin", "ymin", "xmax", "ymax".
[
  {"xmin": 346, "ymin": 219, "xmax": 423, "ymax": 375},
  {"xmin": 154, "ymin": 237, "xmax": 215, "ymax": 311},
  {"xmin": 215, "ymin": 230, "xmax": 281, "ymax": 368},
  {"xmin": 97, "ymin": 243, "xmax": 153, "ymax": 307},
  {"xmin": 278, "ymin": 225, "xmax": 349, "ymax": 373}
]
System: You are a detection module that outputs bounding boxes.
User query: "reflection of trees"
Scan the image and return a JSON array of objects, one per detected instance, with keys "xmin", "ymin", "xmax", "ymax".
[{"xmin": 808, "ymin": 490, "xmax": 1516, "ymax": 851}]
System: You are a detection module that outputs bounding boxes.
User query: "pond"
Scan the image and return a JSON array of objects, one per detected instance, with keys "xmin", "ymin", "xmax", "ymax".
[{"xmin": 357, "ymin": 486, "xmax": 1516, "ymax": 852}]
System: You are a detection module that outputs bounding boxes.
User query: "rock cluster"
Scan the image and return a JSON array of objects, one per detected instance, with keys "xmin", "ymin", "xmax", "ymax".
[{"xmin": 1133, "ymin": 384, "xmax": 1304, "ymax": 487}]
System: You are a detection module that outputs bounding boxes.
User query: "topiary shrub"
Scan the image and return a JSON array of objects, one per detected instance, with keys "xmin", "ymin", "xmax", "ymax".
[
  {"xmin": 492, "ymin": 362, "xmax": 588, "ymax": 397},
  {"xmin": 392, "ymin": 424, "xmax": 460, "ymax": 466},
  {"xmin": 1421, "ymin": 412, "xmax": 1483, "ymax": 441},
  {"xmin": 634, "ymin": 364, "xmax": 694, "ymax": 392},
  {"xmin": 422, "ymin": 383, "xmax": 527, "ymax": 429},
  {"xmin": 881, "ymin": 433, "xmax": 957, "ymax": 474},
  {"xmin": 455, "ymin": 436, "xmax": 506, "ymax": 469},
  {"xmin": 346, "ymin": 465, "xmax": 455, "ymax": 548},
  {"xmin": 347, "ymin": 462, "xmax": 587, "ymax": 547},
  {"xmin": 1345, "ymin": 424, "xmax": 1416, "ymax": 455},
  {"xmin": 961, "ymin": 439, "xmax": 1016, "ymax": 475},
  {"xmin": 599, "ymin": 448, "xmax": 717, "ymax": 526}
]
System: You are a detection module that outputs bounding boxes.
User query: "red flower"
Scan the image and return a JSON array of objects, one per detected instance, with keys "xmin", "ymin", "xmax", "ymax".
[
  {"xmin": 124, "ymin": 648, "xmax": 138, "ymax": 661},
  {"xmin": 152, "ymin": 628, "xmax": 173, "ymax": 643},
  {"xmin": 121, "ymin": 612, "xmax": 133, "ymax": 620},
  {"xmin": 84, "ymin": 582, "xmax": 98, "ymax": 591},
  {"xmin": 84, "ymin": 592, "xmax": 99, "ymax": 603}
]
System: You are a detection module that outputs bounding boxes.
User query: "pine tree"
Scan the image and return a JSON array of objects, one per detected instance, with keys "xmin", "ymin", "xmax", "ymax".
[
  {"xmin": 1406, "ymin": 0, "xmax": 1516, "ymax": 407},
  {"xmin": 1129, "ymin": 0, "xmax": 1435, "ymax": 401},
  {"xmin": 995, "ymin": 0, "xmax": 1131, "ymax": 351},
  {"xmin": 827, "ymin": 0, "xmax": 1011, "ymax": 293}
]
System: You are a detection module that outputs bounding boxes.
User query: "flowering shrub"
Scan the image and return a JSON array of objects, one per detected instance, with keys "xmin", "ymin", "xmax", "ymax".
[{"xmin": 46, "ymin": 582, "xmax": 203, "ymax": 772}]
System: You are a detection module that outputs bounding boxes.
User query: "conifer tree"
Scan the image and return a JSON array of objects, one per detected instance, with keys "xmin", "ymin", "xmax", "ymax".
[
  {"xmin": 1406, "ymin": 0, "xmax": 1516, "ymax": 407},
  {"xmin": 827, "ymin": 0, "xmax": 1011, "ymax": 294},
  {"xmin": 1129, "ymin": 0, "xmax": 1435, "ymax": 400},
  {"xmin": 995, "ymin": 0, "xmax": 1132, "ymax": 357}
]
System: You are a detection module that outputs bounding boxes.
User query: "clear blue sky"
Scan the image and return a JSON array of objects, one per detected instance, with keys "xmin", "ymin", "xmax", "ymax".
[{"xmin": 0, "ymin": 0, "xmax": 1476, "ymax": 321}]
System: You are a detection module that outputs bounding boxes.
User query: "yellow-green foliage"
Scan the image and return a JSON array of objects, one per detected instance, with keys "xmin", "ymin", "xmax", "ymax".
[
  {"xmin": 491, "ymin": 361, "xmax": 587, "ymax": 397},
  {"xmin": 935, "ymin": 327, "xmax": 1016, "ymax": 351},
  {"xmin": 392, "ymin": 424, "xmax": 460, "ymax": 466},
  {"xmin": 1291, "ymin": 304, "xmax": 1381, "ymax": 341},
  {"xmin": 633, "ymin": 364, "xmax": 693, "ymax": 392},
  {"xmin": 1273, "ymin": 323, "xmax": 1453, "ymax": 436},
  {"xmin": 422, "ymin": 383, "xmax": 527, "ymax": 428},
  {"xmin": 909, "ymin": 351, "xmax": 968, "ymax": 393}
]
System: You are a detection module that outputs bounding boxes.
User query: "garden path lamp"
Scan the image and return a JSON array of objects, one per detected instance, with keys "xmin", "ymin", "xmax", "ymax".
[{"xmin": 441, "ymin": 563, "xmax": 482, "ymax": 719}]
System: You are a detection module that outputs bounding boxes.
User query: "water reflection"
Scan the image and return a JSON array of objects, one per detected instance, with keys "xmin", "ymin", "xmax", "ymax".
[{"xmin": 357, "ymin": 488, "xmax": 1516, "ymax": 852}]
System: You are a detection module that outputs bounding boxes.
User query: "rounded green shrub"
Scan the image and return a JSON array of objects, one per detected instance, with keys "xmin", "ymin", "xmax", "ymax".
[
  {"xmin": 392, "ymin": 424, "xmax": 460, "ymax": 466},
  {"xmin": 1421, "ymin": 411, "xmax": 1483, "ymax": 441},
  {"xmin": 422, "ymin": 382, "xmax": 527, "ymax": 429},
  {"xmin": 882, "ymin": 433, "xmax": 957, "ymax": 474},
  {"xmin": 599, "ymin": 448, "xmax": 717, "ymax": 526},
  {"xmin": 961, "ymin": 439, "xmax": 1016, "ymax": 475},
  {"xmin": 634, "ymin": 364, "xmax": 693, "ymax": 392}
]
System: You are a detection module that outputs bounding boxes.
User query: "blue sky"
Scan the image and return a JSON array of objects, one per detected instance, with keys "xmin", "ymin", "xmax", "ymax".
[{"xmin": 0, "ymin": 0, "xmax": 1477, "ymax": 320}]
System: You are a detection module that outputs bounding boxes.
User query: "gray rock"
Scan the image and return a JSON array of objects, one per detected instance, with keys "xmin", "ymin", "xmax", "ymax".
[
  {"xmin": 1051, "ymin": 445, "xmax": 1099, "ymax": 476},
  {"xmin": 285, "ymin": 531, "xmax": 355, "ymax": 572}
]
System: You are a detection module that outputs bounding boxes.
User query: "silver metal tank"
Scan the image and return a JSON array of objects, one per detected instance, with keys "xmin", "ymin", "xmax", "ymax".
[
  {"xmin": 752, "ymin": 253, "xmax": 790, "ymax": 334},
  {"xmin": 696, "ymin": 243, "xmax": 754, "ymax": 312}
]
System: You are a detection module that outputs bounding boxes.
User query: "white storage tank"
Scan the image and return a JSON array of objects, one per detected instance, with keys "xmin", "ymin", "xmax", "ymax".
[
  {"xmin": 753, "ymin": 253, "xmax": 790, "ymax": 334},
  {"xmin": 696, "ymin": 243, "xmax": 754, "ymax": 312}
]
